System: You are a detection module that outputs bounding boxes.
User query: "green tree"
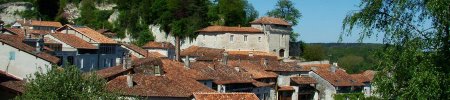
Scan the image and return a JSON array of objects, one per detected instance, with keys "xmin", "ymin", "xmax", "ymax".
[
  {"xmin": 266, "ymin": 0, "xmax": 301, "ymax": 42},
  {"xmin": 16, "ymin": 65, "xmax": 118, "ymax": 99},
  {"xmin": 209, "ymin": 0, "xmax": 256, "ymax": 26},
  {"xmin": 338, "ymin": 55, "xmax": 364, "ymax": 74},
  {"xmin": 156, "ymin": 0, "xmax": 211, "ymax": 61},
  {"xmin": 302, "ymin": 44, "xmax": 326, "ymax": 61},
  {"xmin": 342, "ymin": 0, "xmax": 450, "ymax": 99}
]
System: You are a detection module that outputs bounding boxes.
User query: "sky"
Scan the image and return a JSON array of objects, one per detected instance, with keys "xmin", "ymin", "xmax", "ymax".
[{"xmin": 248, "ymin": 0, "xmax": 383, "ymax": 43}]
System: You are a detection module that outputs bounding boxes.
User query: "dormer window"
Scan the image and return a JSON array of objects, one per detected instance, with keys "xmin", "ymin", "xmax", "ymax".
[{"xmin": 154, "ymin": 65, "xmax": 161, "ymax": 76}]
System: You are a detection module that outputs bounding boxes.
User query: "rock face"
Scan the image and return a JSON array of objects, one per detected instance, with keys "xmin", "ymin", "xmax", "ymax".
[
  {"xmin": 0, "ymin": 2, "xmax": 33, "ymax": 24},
  {"xmin": 62, "ymin": 3, "xmax": 80, "ymax": 24},
  {"xmin": 108, "ymin": 10, "xmax": 119, "ymax": 23}
]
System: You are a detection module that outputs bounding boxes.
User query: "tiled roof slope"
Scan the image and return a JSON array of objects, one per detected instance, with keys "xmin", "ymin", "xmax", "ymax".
[
  {"xmin": 122, "ymin": 43, "xmax": 149, "ymax": 57},
  {"xmin": 197, "ymin": 26, "xmax": 263, "ymax": 33},
  {"xmin": 0, "ymin": 35, "xmax": 59, "ymax": 64},
  {"xmin": 291, "ymin": 76, "xmax": 317, "ymax": 85},
  {"xmin": 17, "ymin": 20, "xmax": 63, "ymax": 27},
  {"xmin": 160, "ymin": 59, "xmax": 213, "ymax": 81},
  {"xmin": 142, "ymin": 41, "xmax": 174, "ymax": 49},
  {"xmin": 189, "ymin": 61, "xmax": 254, "ymax": 85},
  {"xmin": 250, "ymin": 17, "xmax": 291, "ymax": 26},
  {"xmin": 73, "ymin": 27, "xmax": 117, "ymax": 44},
  {"xmin": 228, "ymin": 60, "xmax": 278, "ymax": 79},
  {"xmin": 57, "ymin": 25, "xmax": 117, "ymax": 44},
  {"xmin": 181, "ymin": 46, "xmax": 225, "ymax": 61},
  {"xmin": 350, "ymin": 70, "xmax": 375, "ymax": 83},
  {"xmin": 314, "ymin": 69, "xmax": 364, "ymax": 87},
  {"xmin": 50, "ymin": 33, "xmax": 97, "ymax": 49},
  {"xmin": 106, "ymin": 74, "xmax": 215, "ymax": 97},
  {"xmin": 193, "ymin": 92, "xmax": 259, "ymax": 100}
]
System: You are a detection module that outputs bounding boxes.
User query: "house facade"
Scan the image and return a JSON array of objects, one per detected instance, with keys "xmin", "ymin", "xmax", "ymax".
[{"xmin": 0, "ymin": 35, "xmax": 59, "ymax": 79}]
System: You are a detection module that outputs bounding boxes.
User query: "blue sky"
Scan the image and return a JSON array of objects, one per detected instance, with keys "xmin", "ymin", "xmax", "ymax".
[{"xmin": 248, "ymin": 0, "xmax": 383, "ymax": 43}]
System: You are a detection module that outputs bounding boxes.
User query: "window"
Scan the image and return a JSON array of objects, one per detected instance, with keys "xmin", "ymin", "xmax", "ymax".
[
  {"xmin": 230, "ymin": 35, "xmax": 234, "ymax": 42},
  {"xmin": 244, "ymin": 35, "xmax": 248, "ymax": 41},
  {"xmin": 9, "ymin": 51, "xmax": 15, "ymax": 60},
  {"xmin": 258, "ymin": 37, "xmax": 262, "ymax": 42},
  {"xmin": 154, "ymin": 65, "xmax": 161, "ymax": 75},
  {"xmin": 67, "ymin": 56, "xmax": 74, "ymax": 65}
]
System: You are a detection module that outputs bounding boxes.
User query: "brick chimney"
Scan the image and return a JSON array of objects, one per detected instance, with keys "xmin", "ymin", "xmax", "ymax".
[
  {"xmin": 123, "ymin": 53, "xmax": 132, "ymax": 69},
  {"xmin": 222, "ymin": 52, "xmax": 228, "ymax": 65},
  {"xmin": 263, "ymin": 58, "xmax": 268, "ymax": 67},
  {"xmin": 184, "ymin": 56, "xmax": 190, "ymax": 69},
  {"xmin": 126, "ymin": 75, "xmax": 133, "ymax": 87}
]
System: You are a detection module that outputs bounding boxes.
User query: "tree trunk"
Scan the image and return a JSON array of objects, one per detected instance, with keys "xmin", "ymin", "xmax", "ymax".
[{"xmin": 175, "ymin": 36, "xmax": 181, "ymax": 62}]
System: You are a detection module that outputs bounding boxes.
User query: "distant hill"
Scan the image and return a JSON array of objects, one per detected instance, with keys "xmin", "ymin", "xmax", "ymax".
[{"xmin": 307, "ymin": 43, "xmax": 383, "ymax": 73}]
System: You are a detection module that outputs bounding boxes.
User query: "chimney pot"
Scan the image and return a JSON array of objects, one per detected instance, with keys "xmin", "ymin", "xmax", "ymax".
[
  {"xmin": 126, "ymin": 75, "xmax": 133, "ymax": 87},
  {"xmin": 184, "ymin": 56, "xmax": 190, "ymax": 68}
]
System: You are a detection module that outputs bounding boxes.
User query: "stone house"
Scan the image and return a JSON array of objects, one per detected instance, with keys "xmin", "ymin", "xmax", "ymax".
[
  {"xmin": 195, "ymin": 17, "xmax": 291, "ymax": 58},
  {"xmin": 56, "ymin": 24, "xmax": 125, "ymax": 69},
  {"xmin": 142, "ymin": 41, "xmax": 175, "ymax": 59},
  {"xmin": 350, "ymin": 70, "xmax": 375, "ymax": 97},
  {"xmin": 0, "ymin": 34, "xmax": 59, "ymax": 79},
  {"xmin": 308, "ymin": 65, "xmax": 365, "ymax": 100}
]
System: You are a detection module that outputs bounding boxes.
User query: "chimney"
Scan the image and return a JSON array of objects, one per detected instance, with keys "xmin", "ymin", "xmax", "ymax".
[
  {"xmin": 222, "ymin": 52, "xmax": 228, "ymax": 65},
  {"xmin": 35, "ymin": 42, "xmax": 41, "ymax": 53},
  {"xmin": 23, "ymin": 18, "xmax": 26, "ymax": 24},
  {"xmin": 333, "ymin": 62, "xmax": 338, "ymax": 67},
  {"xmin": 249, "ymin": 52, "xmax": 254, "ymax": 57},
  {"xmin": 330, "ymin": 65, "xmax": 337, "ymax": 73},
  {"xmin": 311, "ymin": 67, "xmax": 317, "ymax": 71},
  {"xmin": 126, "ymin": 75, "xmax": 133, "ymax": 87},
  {"xmin": 122, "ymin": 53, "xmax": 132, "ymax": 69},
  {"xmin": 234, "ymin": 67, "xmax": 240, "ymax": 72},
  {"xmin": 184, "ymin": 56, "xmax": 190, "ymax": 68},
  {"xmin": 263, "ymin": 58, "xmax": 268, "ymax": 67}
]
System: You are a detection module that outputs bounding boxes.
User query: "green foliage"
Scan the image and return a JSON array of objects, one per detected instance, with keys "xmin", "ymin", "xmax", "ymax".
[
  {"xmin": 302, "ymin": 44, "xmax": 326, "ymax": 61},
  {"xmin": 338, "ymin": 55, "xmax": 364, "ymax": 74},
  {"xmin": 75, "ymin": 0, "xmax": 113, "ymax": 29},
  {"xmin": 266, "ymin": 0, "xmax": 301, "ymax": 26},
  {"xmin": 311, "ymin": 43, "xmax": 381, "ymax": 73},
  {"xmin": 16, "ymin": 65, "xmax": 119, "ymax": 99},
  {"xmin": 209, "ymin": 0, "xmax": 257, "ymax": 26},
  {"xmin": 343, "ymin": 0, "xmax": 450, "ymax": 99},
  {"xmin": 334, "ymin": 93, "xmax": 380, "ymax": 100},
  {"xmin": 134, "ymin": 29, "xmax": 155, "ymax": 47}
]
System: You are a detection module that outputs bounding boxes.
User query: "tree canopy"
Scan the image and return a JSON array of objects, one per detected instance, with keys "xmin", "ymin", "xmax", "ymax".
[
  {"xmin": 266, "ymin": 0, "xmax": 301, "ymax": 42},
  {"xmin": 16, "ymin": 65, "xmax": 118, "ymax": 99},
  {"xmin": 209, "ymin": 0, "xmax": 258, "ymax": 26},
  {"xmin": 342, "ymin": 0, "xmax": 450, "ymax": 99}
]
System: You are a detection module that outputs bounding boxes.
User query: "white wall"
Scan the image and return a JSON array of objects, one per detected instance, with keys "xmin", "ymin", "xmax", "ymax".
[
  {"xmin": 309, "ymin": 71, "xmax": 336, "ymax": 100},
  {"xmin": 196, "ymin": 33, "xmax": 268, "ymax": 51},
  {"xmin": 0, "ymin": 42, "xmax": 52, "ymax": 79}
]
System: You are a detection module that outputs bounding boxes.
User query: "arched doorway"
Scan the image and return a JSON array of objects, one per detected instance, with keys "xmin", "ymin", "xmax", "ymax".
[{"xmin": 279, "ymin": 49, "xmax": 285, "ymax": 57}]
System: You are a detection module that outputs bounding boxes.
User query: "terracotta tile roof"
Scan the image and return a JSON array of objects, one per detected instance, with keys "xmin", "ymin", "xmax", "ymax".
[
  {"xmin": 301, "ymin": 64, "xmax": 332, "ymax": 71},
  {"xmin": 313, "ymin": 69, "xmax": 364, "ymax": 87},
  {"xmin": 0, "ymin": 80, "xmax": 25, "ymax": 93},
  {"xmin": 278, "ymin": 86, "xmax": 295, "ymax": 91},
  {"xmin": 189, "ymin": 61, "xmax": 254, "ymax": 85},
  {"xmin": 252, "ymin": 81, "xmax": 273, "ymax": 87},
  {"xmin": 121, "ymin": 43, "xmax": 149, "ymax": 57},
  {"xmin": 181, "ymin": 46, "xmax": 225, "ymax": 61},
  {"xmin": 96, "ymin": 29, "xmax": 116, "ymax": 38},
  {"xmin": 142, "ymin": 41, "xmax": 174, "ymax": 49},
  {"xmin": 362, "ymin": 70, "xmax": 375, "ymax": 81},
  {"xmin": 250, "ymin": 17, "xmax": 291, "ymax": 26},
  {"xmin": 95, "ymin": 65, "xmax": 133, "ymax": 80},
  {"xmin": 228, "ymin": 60, "xmax": 278, "ymax": 79},
  {"xmin": 350, "ymin": 70, "xmax": 375, "ymax": 83},
  {"xmin": 291, "ymin": 76, "xmax": 317, "ymax": 85},
  {"xmin": 50, "ymin": 33, "xmax": 97, "ymax": 49},
  {"xmin": 0, "ymin": 35, "xmax": 59, "ymax": 64},
  {"xmin": 4, "ymin": 28, "xmax": 25, "ymax": 36},
  {"xmin": 0, "ymin": 70, "xmax": 21, "ymax": 81},
  {"xmin": 29, "ymin": 30, "xmax": 50, "ymax": 35},
  {"xmin": 57, "ymin": 25, "xmax": 117, "ymax": 44},
  {"xmin": 193, "ymin": 92, "xmax": 259, "ymax": 100},
  {"xmin": 148, "ymin": 52, "xmax": 165, "ymax": 58},
  {"xmin": 197, "ymin": 26, "xmax": 263, "ymax": 33},
  {"xmin": 160, "ymin": 59, "xmax": 213, "ymax": 81},
  {"xmin": 106, "ymin": 74, "xmax": 215, "ymax": 97},
  {"xmin": 17, "ymin": 20, "xmax": 63, "ymax": 28}
]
